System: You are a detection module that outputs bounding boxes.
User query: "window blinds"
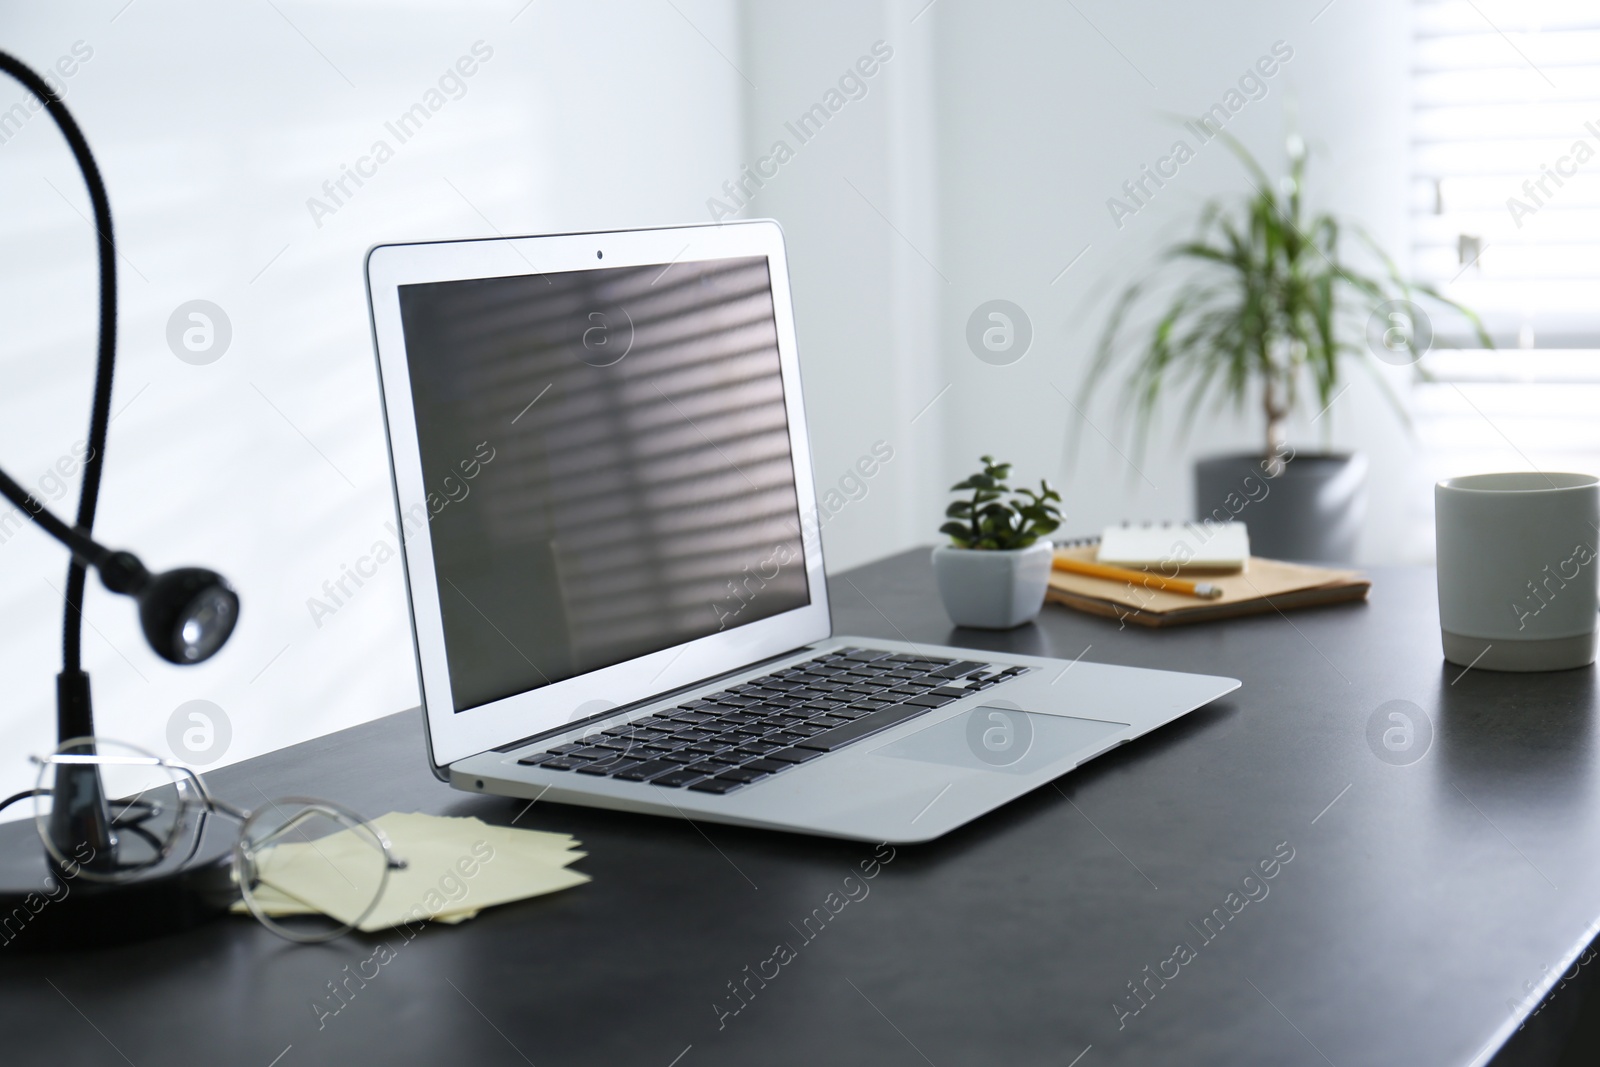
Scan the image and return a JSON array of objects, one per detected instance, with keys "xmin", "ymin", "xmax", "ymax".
[{"xmin": 1412, "ymin": 0, "xmax": 1600, "ymax": 347}]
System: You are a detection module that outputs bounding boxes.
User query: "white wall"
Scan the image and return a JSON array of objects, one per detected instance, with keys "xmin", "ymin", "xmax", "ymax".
[
  {"xmin": 736, "ymin": 0, "xmax": 945, "ymax": 574},
  {"xmin": 0, "ymin": 0, "xmax": 743, "ymax": 809},
  {"xmin": 933, "ymin": 0, "xmax": 1416, "ymax": 556},
  {"xmin": 739, "ymin": 0, "xmax": 1421, "ymax": 569}
]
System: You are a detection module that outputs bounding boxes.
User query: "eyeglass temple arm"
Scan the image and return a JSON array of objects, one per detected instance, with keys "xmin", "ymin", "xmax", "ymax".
[{"xmin": 39, "ymin": 752, "xmax": 248, "ymax": 824}]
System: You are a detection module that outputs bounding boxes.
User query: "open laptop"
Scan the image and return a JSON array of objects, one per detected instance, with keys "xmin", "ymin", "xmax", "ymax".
[{"xmin": 364, "ymin": 220, "xmax": 1239, "ymax": 843}]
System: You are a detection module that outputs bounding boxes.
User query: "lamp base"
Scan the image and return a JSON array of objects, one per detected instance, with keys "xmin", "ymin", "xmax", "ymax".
[{"xmin": 0, "ymin": 831, "xmax": 236, "ymax": 951}]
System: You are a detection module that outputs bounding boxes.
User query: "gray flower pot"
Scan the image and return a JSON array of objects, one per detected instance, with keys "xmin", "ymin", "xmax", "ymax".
[
  {"xmin": 931, "ymin": 542, "xmax": 1053, "ymax": 629},
  {"xmin": 1194, "ymin": 451, "xmax": 1367, "ymax": 563}
]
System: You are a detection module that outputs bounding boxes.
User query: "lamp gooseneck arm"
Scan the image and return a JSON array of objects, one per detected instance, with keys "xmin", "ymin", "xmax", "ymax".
[
  {"xmin": 0, "ymin": 51, "xmax": 119, "ymax": 743},
  {"xmin": 0, "ymin": 467, "xmax": 154, "ymax": 600},
  {"xmin": 0, "ymin": 467, "xmax": 112, "ymax": 569}
]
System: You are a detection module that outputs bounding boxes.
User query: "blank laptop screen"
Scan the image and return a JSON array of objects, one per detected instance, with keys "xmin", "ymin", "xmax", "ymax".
[{"xmin": 396, "ymin": 255, "xmax": 811, "ymax": 712}]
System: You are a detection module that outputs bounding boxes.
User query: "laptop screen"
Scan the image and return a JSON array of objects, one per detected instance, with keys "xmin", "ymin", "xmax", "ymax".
[{"xmin": 396, "ymin": 255, "xmax": 811, "ymax": 713}]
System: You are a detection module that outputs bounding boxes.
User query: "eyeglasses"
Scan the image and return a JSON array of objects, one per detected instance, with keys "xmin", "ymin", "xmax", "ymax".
[{"xmin": 28, "ymin": 736, "xmax": 405, "ymax": 943}]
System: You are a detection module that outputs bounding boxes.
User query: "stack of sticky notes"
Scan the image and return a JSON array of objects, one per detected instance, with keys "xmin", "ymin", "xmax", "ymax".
[{"xmin": 234, "ymin": 811, "xmax": 589, "ymax": 932}]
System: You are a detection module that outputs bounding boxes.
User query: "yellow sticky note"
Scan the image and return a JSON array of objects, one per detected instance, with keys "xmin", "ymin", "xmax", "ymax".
[{"xmin": 239, "ymin": 812, "xmax": 588, "ymax": 931}]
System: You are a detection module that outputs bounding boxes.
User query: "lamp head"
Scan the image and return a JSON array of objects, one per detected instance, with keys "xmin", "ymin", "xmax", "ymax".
[
  {"xmin": 100, "ymin": 551, "xmax": 239, "ymax": 665},
  {"xmin": 140, "ymin": 568, "xmax": 239, "ymax": 664}
]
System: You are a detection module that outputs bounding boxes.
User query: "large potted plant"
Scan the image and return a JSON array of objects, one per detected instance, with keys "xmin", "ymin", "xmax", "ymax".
[
  {"xmin": 1081, "ymin": 134, "xmax": 1489, "ymax": 562},
  {"xmin": 934, "ymin": 456, "xmax": 1062, "ymax": 629}
]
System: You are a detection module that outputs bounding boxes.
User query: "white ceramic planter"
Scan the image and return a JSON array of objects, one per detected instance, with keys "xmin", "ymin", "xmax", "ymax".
[{"xmin": 931, "ymin": 542, "xmax": 1053, "ymax": 630}]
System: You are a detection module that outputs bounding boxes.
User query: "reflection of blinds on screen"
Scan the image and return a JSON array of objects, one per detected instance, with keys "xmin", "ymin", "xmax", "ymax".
[{"xmin": 398, "ymin": 256, "xmax": 809, "ymax": 710}]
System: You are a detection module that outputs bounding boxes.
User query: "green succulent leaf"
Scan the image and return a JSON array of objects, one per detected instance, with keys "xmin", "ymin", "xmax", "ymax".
[
  {"xmin": 939, "ymin": 455, "xmax": 1065, "ymax": 550},
  {"xmin": 939, "ymin": 521, "xmax": 973, "ymax": 545}
]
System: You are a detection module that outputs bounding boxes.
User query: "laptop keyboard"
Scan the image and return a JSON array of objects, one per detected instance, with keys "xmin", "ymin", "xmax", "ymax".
[{"xmin": 515, "ymin": 647, "xmax": 1030, "ymax": 795}]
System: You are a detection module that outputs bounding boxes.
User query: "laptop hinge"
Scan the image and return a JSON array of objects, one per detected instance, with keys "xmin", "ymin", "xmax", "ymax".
[{"xmin": 488, "ymin": 644, "xmax": 821, "ymax": 755}]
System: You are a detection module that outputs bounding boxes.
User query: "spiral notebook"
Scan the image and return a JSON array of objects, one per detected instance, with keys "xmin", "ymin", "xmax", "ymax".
[
  {"xmin": 1047, "ymin": 541, "xmax": 1369, "ymax": 628},
  {"xmin": 1096, "ymin": 521, "xmax": 1250, "ymax": 573}
]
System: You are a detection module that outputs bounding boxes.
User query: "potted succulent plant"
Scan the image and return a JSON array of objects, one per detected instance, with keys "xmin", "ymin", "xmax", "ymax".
[
  {"xmin": 934, "ymin": 456, "xmax": 1063, "ymax": 629},
  {"xmin": 1080, "ymin": 133, "xmax": 1489, "ymax": 562}
]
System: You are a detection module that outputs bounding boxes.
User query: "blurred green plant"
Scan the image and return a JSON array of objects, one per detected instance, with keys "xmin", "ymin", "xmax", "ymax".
[
  {"xmin": 1081, "ymin": 133, "xmax": 1490, "ymax": 471},
  {"xmin": 941, "ymin": 456, "xmax": 1062, "ymax": 549}
]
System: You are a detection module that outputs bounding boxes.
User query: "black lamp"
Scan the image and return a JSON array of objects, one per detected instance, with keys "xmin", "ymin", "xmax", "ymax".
[
  {"xmin": 0, "ymin": 473, "xmax": 239, "ymax": 666},
  {"xmin": 0, "ymin": 49, "xmax": 240, "ymax": 943}
]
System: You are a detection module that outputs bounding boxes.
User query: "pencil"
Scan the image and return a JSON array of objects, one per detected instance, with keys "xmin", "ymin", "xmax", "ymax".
[{"xmin": 1052, "ymin": 555, "xmax": 1225, "ymax": 599}]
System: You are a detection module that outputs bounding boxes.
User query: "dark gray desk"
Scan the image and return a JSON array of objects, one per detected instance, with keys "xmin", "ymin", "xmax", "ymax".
[{"xmin": 3, "ymin": 551, "xmax": 1598, "ymax": 1066}]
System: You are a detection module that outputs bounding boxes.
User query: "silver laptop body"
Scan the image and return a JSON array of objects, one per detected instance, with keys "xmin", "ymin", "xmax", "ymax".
[{"xmin": 365, "ymin": 220, "xmax": 1238, "ymax": 844}]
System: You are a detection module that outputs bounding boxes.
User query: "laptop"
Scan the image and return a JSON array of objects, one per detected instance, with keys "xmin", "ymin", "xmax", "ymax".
[{"xmin": 364, "ymin": 220, "xmax": 1239, "ymax": 843}]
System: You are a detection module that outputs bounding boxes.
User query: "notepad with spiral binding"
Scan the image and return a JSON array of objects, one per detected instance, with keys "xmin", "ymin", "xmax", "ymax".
[
  {"xmin": 1097, "ymin": 521, "xmax": 1250, "ymax": 573},
  {"xmin": 1046, "ymin": 543, "xmax": 1370, "ymax": 628}
]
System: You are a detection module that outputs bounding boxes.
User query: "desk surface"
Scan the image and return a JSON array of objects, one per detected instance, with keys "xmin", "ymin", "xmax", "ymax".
[{"xmin": 3, "ymin": 550, "xmax": 1597, "ymax": 1067}]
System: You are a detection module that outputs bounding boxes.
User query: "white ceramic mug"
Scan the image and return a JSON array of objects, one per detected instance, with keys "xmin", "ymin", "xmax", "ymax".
[{"xmin": 1435, "ymin": 472, "xmax": 1600, "ymax": 672}]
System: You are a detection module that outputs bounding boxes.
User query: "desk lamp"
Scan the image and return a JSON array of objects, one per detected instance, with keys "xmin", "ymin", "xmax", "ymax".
[{"xmin": 0, "ymin": 49, "xmax": 240, "ymax": 946}]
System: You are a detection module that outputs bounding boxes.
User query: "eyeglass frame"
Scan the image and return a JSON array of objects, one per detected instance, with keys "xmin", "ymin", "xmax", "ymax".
[{"xmin": 29, "ymin": 737, "xmax": 407, "ymax": 943}]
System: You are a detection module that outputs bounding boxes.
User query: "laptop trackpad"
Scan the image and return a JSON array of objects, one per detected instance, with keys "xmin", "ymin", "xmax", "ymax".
[{"xmin": 874, "ymin": 707, "xmax": 1130, "ymax": 775}]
